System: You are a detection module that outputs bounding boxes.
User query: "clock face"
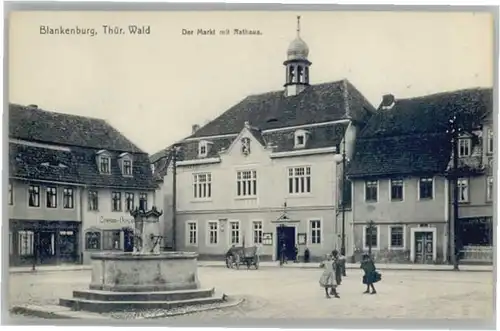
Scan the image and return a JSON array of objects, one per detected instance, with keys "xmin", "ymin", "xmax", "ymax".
[{"xmin": 241, "ymin": 137, "xmax": 251, "ymax": 156}]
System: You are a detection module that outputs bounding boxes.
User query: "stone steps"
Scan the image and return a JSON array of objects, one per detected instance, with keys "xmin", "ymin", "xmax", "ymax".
[
  {"xmin": 72, "ymin": 287, "xmax": 215, "ymax": 302},
  {"xmin": 11, "ymin": 304, "xmax": 109, "ymax": 319},
  {"xmin": 59, "ymin": 295, "xmax": 225, "ymax": 313}
]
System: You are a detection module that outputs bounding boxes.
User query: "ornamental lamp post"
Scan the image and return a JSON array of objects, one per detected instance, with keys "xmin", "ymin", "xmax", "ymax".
[
  {"xmin": 366, "ymin": 220, "xmax": 376, "ymax": 257},
  {"xmin": 333, "ymin": 139, "xmax": 348, "ymax": 259},
  {"xmin": 446, "ymin": 114, "xmax": 461, "ymax": 271}
]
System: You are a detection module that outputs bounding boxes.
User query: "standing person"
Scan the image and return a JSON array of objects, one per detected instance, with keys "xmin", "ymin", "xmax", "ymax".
[
  {"xmin": 319, "ymin": 254, "xmax": 340, "ymax": 299},
  {"xmin": 360, "ymin": 253, "xmax": 381, "ymax": 294},
  {"xmin": 331, "ymin": 250, "xmax": 343, "ymax": 288},
  {"xmin": 279, "ymin": 243, "xmax": 286, "ymax": 266},
  {"xmin": 338, "ymin": 251, "xmax": 347, "ymax": 276}
]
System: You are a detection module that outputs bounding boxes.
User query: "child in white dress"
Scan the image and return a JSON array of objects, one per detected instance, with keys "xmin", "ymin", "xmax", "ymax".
[{"xmin": 319, "ymin": 254, "xmax": 340, "ymax": 298}]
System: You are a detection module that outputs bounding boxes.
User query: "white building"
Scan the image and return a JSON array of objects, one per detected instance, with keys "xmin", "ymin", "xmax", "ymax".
[{"xmin": 151, "ymin": 17, "xmax": 375, "ymax": 261}]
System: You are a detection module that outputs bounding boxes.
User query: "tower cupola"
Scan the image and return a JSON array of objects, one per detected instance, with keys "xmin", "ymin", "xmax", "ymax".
[{"xmin": 284, "ymin": 15, "xmax": 312, "ymax": 97}]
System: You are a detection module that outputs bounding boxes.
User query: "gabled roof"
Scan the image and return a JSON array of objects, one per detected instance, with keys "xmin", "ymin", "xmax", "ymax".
[
  {"xmin": 347, "ymin": 87, "xmax": 493, "ymax": 179},
  {"xmin": 164, "ymin": 122, "xmax": 348, "ymax": 162},
  {"xmin": 10, "ymin": 143, "xmax": 156, "ymax": 189},
  {"xmin": 150, "ymin": 79, "xmax": 374, "ymax": 164},
  {"xmin": 188, "ymin": 79, "xmax": 374, "ymax": 138},
  {"xmin": 9, "ymin": 103, "xmax": 144, "ymax": 153}
]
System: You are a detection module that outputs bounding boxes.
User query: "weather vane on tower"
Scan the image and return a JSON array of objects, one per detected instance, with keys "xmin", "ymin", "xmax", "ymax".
[{"xmin": 297, "ymin": 15, "xmax": 301, "ymax": 36}]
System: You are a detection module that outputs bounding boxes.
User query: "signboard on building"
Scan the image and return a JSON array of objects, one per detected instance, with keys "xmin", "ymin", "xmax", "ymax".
[{"xmin": 99, "ymin": 216, "xmax": 135, "ymax": 224}]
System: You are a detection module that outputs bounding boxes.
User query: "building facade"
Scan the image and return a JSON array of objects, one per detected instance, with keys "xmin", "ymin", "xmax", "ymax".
[
  {"xmin": 453, "ymin": 110, "xmax": 494, "ymax": 263},
  {"xmin": 8, "ymin": 104, "xmax": 156, "ymax": 266},
  {"xmin": 151, "ymin": 18, "xmax": 375, "ymax": 262},
  {"xmin": 346, "ymin": 88, "xmax": 493, "ymax": 264}
]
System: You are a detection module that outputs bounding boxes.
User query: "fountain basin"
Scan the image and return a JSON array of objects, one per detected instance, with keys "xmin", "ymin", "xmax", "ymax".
[{"xmin": 89, "ymin": 251, "xmax": 200, "ymax": 292}]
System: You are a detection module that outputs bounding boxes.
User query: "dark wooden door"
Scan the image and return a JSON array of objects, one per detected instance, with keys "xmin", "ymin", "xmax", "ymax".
[
  {"xmin": 415, "ymin": 231, "xmax": 433, "ymax": 264},
  {"xmin": 276, "ymin": 226, "xmax": 296, "ymax": 261},
  {"xmin": 58, "ymin": 230, "xmax": 78, "ymax": 263}
]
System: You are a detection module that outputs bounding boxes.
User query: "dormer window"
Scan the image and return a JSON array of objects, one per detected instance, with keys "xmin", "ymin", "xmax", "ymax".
[
  {"xmin": 119, "ymin": 152, "xmax": 133, "ymax": 177},
  {"xmin": 458, "ymin": 137, "xmax": 471, "ymax": 157},
  {"xmin": 100, "ymin": 156, "xmax": 110, "ymax": 174},
  {"xmin": 96, "ymin": 150, "xmax": 111, "ymax": 174},
  {"xmin": 198, "ymin": 140, "xmax": 210, "ymax": 158},
  {"xmin": 294, "ymin": 130, "xmax": 309, "ymax": 148}
]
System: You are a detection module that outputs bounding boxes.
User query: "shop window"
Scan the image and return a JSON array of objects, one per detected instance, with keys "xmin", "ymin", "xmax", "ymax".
[{"xmin": 85, "ymin": 231, "xmax": 101, "ymax": 250}]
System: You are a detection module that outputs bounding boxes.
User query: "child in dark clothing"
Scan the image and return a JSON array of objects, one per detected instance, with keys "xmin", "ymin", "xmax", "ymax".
[{"xmin": 360, "ymin": 253, "xmax": 381, "ymax": 294}]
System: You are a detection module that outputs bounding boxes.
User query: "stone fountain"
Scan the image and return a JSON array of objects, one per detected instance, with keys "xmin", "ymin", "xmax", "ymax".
[{"xmin": 57, "ymin": 206, "xmax": 224, "ymax": 313}]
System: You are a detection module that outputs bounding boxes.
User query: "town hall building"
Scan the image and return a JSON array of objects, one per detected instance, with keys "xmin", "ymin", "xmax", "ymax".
[{"xmin": 151, "ymin": 17, "xmax": 376, "ymax": 261}]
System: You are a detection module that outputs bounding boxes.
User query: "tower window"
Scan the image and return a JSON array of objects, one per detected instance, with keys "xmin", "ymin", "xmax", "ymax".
[
  {"xmin": 297, "ymin": 66, "xmax": 303, "ymax": 83},
  {"xmin": 288, "ymin": 67, "xmax": 295, "ymax": 83}
]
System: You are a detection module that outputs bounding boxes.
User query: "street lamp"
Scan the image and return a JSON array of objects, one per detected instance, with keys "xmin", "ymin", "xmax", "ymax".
[
  {"xmin": 446, "ymin": 114, "xmax": 461, "ymax": 271},
  {"xmin": 333, "ymin": 139, "xmax": 347, "ymax": 259},
  {"xmin": 366, "ymin": 220, "xmax": 376, "ymax": 256}
]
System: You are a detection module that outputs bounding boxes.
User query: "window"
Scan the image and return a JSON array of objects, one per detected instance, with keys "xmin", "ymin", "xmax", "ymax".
[
  {"xmin": 8, "ymin": 182, "xmax": 13, "ymax": 205},
  {"xmin": 294, "ymin": 130, "xmax": 308, "ymax": 148},
  {"xmin": 487, "ymin": 129, "xmax": 494, "ymax": 154},
  {"xmin": 123, "ymin": 159, "xmax": 132, "ymax": 176},
  {"xmin": 85, "ymin": 231, "xmax": 101, "ymax": 250},
  {"xmin": 390, "ymin": 179, "xmax": 404, "ymax": 201},
  {"xmin": 419, "ymin": 177, "xmax": 433, "ymax": 200},
  {"xmin": 102, "ymin": 230, "xmax": 121, "ymax": 250},
  {"xmin": 193, "ymin": 173, "xmax": 212, "ymax": 199},
  {"xmin": 208, "ymin": 222, "xmax": 218, "ymax": 245},
  {"xmin": 28, "ymin": 185, "xmax": 40, "ymax": 207},
  {"xmin": 18, "ymin": 231, "xmax": 34, "ymax": 256},
  {"xmin": 125, "ymin": 192, "xmax": 135, "ymax": 212},
  {"xmin": 310, "ymin": 220, "xmax": 321, "ymax": 244},
  {"xmin": 253, "ymin": 221, "xmax": 263, "ymax": 244},
  {"xmin": 111, "ymin": 192, "xmax": 122, "ymax": 212},
  {"xmin": 99, "ymin": 156, "xmax": 111, "ymax": 174},
  {"xmin": 458, "ymin": 138, "xmax": 471, "ymax": 157},
  {"xmin": 486, "ymin": 176, "xmax": 493, "ymax": 202},
  {"xmin": 139, "ymin": 192, "xmax": 148, "ymax": 211},
  {"xmin": 63, "ymin": 188, "xmax": 74, "ymax": 209},
  {"xmin": 364, "ymin": 225, "xmax": 378, "ymax": 249},
  {"xmin": 365, "ymin": 180, "xmax": 378, "ymax": 202},
  {"xmin": 288, "ymin": 166, "xmax": 311, "ymax": 194},
  {"xmin": 46, "ymin": 186, "xmax": 57, "ymax": 208},
  {"xmin": 457, "ymin": 178, "xmax": 469, "ymax": 203},
  {"xmin": 88, "ymin": 190, "xmax": 99, "ymax": 211},
  {"xmin": 230, "ymin": 221, "xmax": 240, "ymax": 245},
  {"xmin": 389, "ymin": 226, "xmax": 404, "ymax": 249},
  {"xmin": 187, "ymin": 221, "xmax": 198, "ymax": 246},
  {"xmin": 236, "ymin": 170, "xmax": 257, "ymax": 197},
  {"xmin": 198, "ymin": 141, "xmax": 208, "ymax": 158}
]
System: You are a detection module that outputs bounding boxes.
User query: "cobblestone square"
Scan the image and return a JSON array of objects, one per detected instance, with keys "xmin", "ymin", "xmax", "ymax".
[{"xmin": 9, "ymin": 267, "xmax": 494, "ymax": 320}]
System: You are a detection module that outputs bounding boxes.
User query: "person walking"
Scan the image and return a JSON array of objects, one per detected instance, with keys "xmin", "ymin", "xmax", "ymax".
[
  {"xmin": 360, "ymin": 253, "xmax": 381, "ymax": 294},
  {"xmin": 319, "ymin": 254, "xmax": 340, "ymax": 299}
]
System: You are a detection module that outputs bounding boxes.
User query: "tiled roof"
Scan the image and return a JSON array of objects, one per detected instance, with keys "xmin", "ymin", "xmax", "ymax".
[
  {"xmin": 188, "ymin": 79, "xmax": 374, "ymax": 138},
  {"xmin": 166, "ymin": 122, "xmax": 348, "ymax": 162},
  {"xmin": 9, "ymin": 103, "xmax": 144, "ymax": 153},
  {"xmin": 10, "ymin": 143, "xmax": 156, "ymax": 189},
  {"xmin": 347, "ymin": 87, "xmax": 493, "ymax": 179},
  {"xmin": 150, "ymin": 79, "xmax": 375, "ymax": 164}
]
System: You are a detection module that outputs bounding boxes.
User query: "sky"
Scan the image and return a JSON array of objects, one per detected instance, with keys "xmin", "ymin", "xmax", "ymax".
[{"xmin": 9, "ymin": 10, "xmax": 494, "ymax": 155}]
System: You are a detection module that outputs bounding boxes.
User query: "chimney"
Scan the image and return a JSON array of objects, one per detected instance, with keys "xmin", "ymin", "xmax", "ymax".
[
  {"xmin": 381, "ymin": 94, "xmax": 395, "ymax": 110},
  {"xmin": 192, "ymin": 124, "xmax": 200, "ymax": 134},
  {"xmin": 27, "ymin": 104, "xmax": 38, "ymax": 109}
]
